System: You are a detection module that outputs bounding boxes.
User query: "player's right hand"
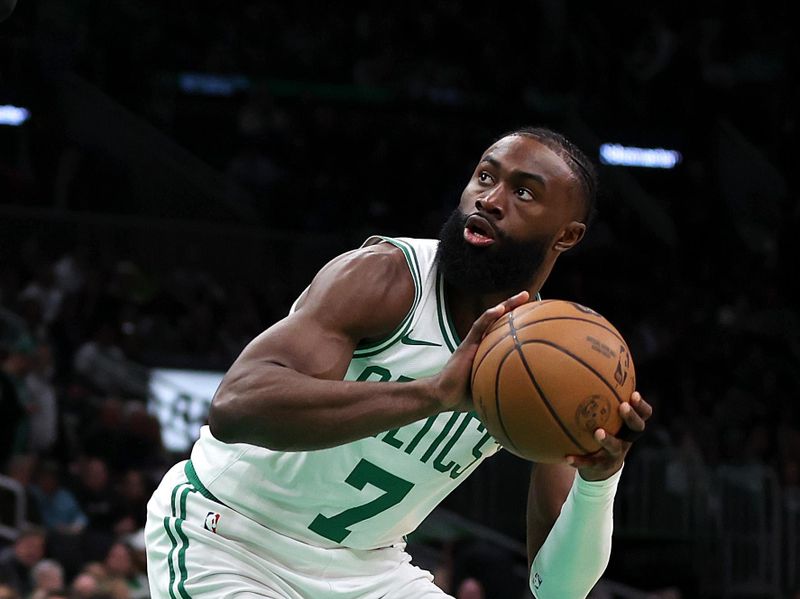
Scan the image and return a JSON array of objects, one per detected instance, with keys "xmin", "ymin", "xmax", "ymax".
[
  {"xmin": 429, "ymin": 291, "xmax": 529, "ymax": 412},
  {"xmin": 567, "ymin": 391, "xmax": 653, "ymax": 481}
]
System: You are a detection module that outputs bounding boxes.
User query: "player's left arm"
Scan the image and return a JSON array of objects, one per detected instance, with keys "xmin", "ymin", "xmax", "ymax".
[{"xmin": 526, "ymin": 391, "xmax": 653, "ymax": 599}]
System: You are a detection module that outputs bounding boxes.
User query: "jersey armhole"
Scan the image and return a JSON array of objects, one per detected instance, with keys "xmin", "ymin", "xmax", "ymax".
[{"xmin": 352, "ymin": 236, "xmax": 423, "ymax": 358}]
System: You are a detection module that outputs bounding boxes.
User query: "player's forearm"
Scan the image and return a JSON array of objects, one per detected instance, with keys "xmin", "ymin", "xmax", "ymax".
[
  {"xmin": 529, "ymin": 468, "xmax": 622, "ymax": 598},
  {"xmin": 208, "ymin": 363, "xmax": 442, "ymax": 450}
]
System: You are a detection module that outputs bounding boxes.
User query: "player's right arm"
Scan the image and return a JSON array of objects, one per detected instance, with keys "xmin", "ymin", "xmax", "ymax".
[
  {"xmin": 208, "ymin": 243, "xmax": 526, "ymax": 451},
  {"xmin": 525, "ymin": 393, "xmax": 652, "ymax": 598}
]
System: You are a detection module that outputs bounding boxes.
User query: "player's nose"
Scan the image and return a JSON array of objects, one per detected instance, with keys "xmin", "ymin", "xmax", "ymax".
[{"xmin": 475, "ymin": 185, "xmax": 505, "ymax": 219}]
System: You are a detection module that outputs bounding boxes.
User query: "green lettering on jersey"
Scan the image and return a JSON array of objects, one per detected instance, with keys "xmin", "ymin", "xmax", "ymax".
[
  {"xmin": 356, "ymin": 365, "xmax": 392, "ymax": 382},
  {"xmin": 404, "ymin": 416, "xmax": 436, "ymax": 454},
  {"xmin": 419, "ymin": 412, "xmax": 460, "ymax": 464},
  {"xmin": 432, "ymin": 412, "xmax": 475, "ymax": 473},
  {"xmin": 450, "ymin": 426, "xmax": 495, "ymax": 479},
  {"xmin": 379, "ymin": 374, "xmax": 416, "ymax": 446},
  {"xmin": 381, "ymin": 429, "xmax": 404, "ymax": 448},
  {"xmin": 307, "ymin": 459, "xmax": 414, "ymax": 543}
]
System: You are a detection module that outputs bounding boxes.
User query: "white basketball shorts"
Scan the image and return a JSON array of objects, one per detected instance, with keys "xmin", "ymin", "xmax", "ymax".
[{"xmin": 145, "ymin": 460, "xmax": 453, "ymax": 599}]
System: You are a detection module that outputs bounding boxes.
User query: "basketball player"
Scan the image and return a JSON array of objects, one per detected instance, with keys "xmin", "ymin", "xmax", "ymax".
[{"xmin": 145, "ymin": 127, "xmax": 652, "ymax": 598}]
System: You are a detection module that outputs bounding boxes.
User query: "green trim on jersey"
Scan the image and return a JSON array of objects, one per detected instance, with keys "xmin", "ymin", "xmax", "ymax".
[
  {"xmin": 433, "ymin": 277, "xmax": 541, "ymax": 352},
  {"xmin": 353, "ymin": 237, "xmax": 423, "ymax": 358},
  {"xmin": 435, "ymin": 271, "xmax": 461, "ymax": 352},
  {"xmin": 184, "ymin": 460, "xmax": 221, "ymax": 504}
]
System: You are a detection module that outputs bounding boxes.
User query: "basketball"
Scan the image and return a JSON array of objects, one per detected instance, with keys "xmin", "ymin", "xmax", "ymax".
[{"xmin": 471, "ymin": 300, "xmax": 636, "ymax": 463}]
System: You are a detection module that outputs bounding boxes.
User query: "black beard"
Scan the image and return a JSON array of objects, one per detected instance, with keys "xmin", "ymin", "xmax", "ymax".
[{"xmin": 435, "ymin": 209, "xmax": 549, "ymax": 294}]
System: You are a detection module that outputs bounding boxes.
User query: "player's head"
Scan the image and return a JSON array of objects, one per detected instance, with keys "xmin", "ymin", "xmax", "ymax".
[
  {"xmin": 504, "ymin": 126, "xmax": 597, "ymax": 225},
  {"xmin": 437, "ymin": 127, "xmax": 596, "ymax": 294}
]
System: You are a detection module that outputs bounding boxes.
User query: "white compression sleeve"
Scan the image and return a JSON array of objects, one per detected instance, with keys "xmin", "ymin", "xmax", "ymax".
[{"xmin": 529, "ymin": 466, "xmax": 623, "ymax": 599}]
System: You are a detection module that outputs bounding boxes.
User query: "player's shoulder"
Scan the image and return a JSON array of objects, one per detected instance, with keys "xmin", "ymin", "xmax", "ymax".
[
  {"xmin": 293, "ymin": 237, "xmax": 424, "ymax": 339},
  {"xmin": 346, "ymin": 236, "xmax": 439, "ymax": 300},
  {"xmin": 333, "ymin": 237, "xmax": 414, "ymax": 286}
]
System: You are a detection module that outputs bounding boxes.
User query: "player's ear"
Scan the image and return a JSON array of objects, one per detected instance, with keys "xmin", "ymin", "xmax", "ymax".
[{"xmin": 554, "ymin": 221, "xmax": 586, "ymax": 253}]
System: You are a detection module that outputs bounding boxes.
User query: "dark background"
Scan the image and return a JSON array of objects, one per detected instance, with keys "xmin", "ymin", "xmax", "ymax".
[{"xmin": 0, "ymin": 1, "xmax": 797, "ymax": 598}]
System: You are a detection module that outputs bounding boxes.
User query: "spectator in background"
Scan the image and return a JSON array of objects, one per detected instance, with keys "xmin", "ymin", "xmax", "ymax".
[
  {"xmin": 117, "ymin": 406, "xmax": 162, "ymax": 471},
  {"xmin": 103, "ymin": 543, "xmax": 147, "ymax": 599},
  {"xmin": 73, "ymin": 323, "xmax": 147, "ymax": 399},
  {"xmin": 52, "ymin": 246, "xmax": 89, "ymax": 298},
  {"xmin": 78, "ymin": 400, "xmax": 162, "ymax": 473},
  {"xmin": 455, "ymin": 578, "xmax": 483, "ymax": 599},
  {"xmin": 29, "ymin": 462, "xmax": 87, "ymax": 534},
  {"xmin": 0, "ymin": 584, "xmax": 19, "ymax": 599},
  {"xmin": 2, "ymin": 454, "xmax": 42, "ymax": 524},
  {"xmin": 69, "ymin": 570, "xmax": 101, "ymax": 599},
  {"xmin": 0, "ymin": 357, "xmax": 26, "ymax": 470},
  {"xmin": 0, "ymin": 526, "xmax": 46, "ymax": 596},
  {"xmin": 72, "ymin": 457, "xmax": 116, "ymax": 535},
  {"xmin": 112, "ymin": 470, "xmax": 149, "ymax": 536},
  {"xmin": 79, "ymin": 400, "xmax": 128, "ymax": 472},
  {"xmin": 28, "ymin": 559, "xmax": 64, "ymax": 599},
  {"xmin": 18, "ymin": 265, "xmax": 64, "ymax": 328},
  {"xmin": 0, "ymin": 335, "xmax": 35, "ymax": 460},
  {"xmin": 25, "ymin": 339, "xmax": 59, "ymax": 454}
]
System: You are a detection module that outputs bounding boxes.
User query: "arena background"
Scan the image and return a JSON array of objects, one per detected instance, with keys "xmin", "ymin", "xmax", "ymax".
[{"xmin": 0, "ymin": 2, "xmax": 797, "ymax": 598}]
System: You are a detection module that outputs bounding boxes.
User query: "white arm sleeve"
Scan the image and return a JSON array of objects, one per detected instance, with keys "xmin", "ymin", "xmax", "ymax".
[{"xmin": 529, "ymin": 466, "xmax": 623, "ymax": 599}]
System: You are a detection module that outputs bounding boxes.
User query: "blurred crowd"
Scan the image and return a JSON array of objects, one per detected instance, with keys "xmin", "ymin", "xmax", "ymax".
[{"xmin": 1, "ymin": 0, "xmax": 798, "ymax": 597}]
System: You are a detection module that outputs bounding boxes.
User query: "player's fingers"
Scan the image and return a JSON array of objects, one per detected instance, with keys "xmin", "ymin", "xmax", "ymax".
[
  {"xmin": 564, "ymin": 451, "xmax": 612, "ymax": 469},
  {"xmin": 630, "ymin": 391, "xmax": 653, "ymax": 420},
  {"xmin": 464, "ymin": 291, "xmax": 529, "ymax": 344},
  {"xmin": 498, "ymin": 290, "xmax": 530, "ymax": 313},
  {"xmin": 594, "ymin": 428, "xmax": 625, "ymax": 455},
  {"xmin": 462, "ymin": 308, "xmax": 502, "ymax": 346},
  {"xmin": 564, "ymin": 430, "xmax": 624, "ymax": 467},
  {"xmin": 619, "ymin": 402, "xmax": 646, "ymax": 433}
]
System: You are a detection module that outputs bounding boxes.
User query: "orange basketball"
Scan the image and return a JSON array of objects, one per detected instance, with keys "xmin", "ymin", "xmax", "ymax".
[{"xmin": 471, "ymin": 300, "xmax": 636, "ymax": 463}]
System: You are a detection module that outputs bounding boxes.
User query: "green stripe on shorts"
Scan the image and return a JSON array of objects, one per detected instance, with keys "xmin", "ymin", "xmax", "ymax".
[
  {"xmin": 165, "ymin": 482, "xmax": 194, "ymax": 599},
  {"xmin": 163, "ymin": 517, "xmax": 178, "ymax": 599},
  {"xmin": 175, "ymin": 514, "xmax": 192, "ymax": 599}
]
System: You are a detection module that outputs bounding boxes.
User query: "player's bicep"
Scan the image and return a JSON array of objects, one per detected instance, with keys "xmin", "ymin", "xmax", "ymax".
[
  {"xmin": 238, "ymin": 311, "xmax": 356, "ymax": 382},
  {"xmin": 232, "ymin": 244, "xmax": 414, "ymax": 381}
]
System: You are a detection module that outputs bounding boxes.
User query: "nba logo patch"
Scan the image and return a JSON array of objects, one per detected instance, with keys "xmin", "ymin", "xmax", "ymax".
[
  {"xmin": 204, "ymin": 512, "xmax": 220, "ymax": 533},
  {"xmin": 532, "ymin": 572, "xmax": 543, "ymax": 590}
]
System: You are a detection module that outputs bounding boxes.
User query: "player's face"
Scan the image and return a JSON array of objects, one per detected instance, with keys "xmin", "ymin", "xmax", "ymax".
[
  {"xmin": 436, "ymin": 135, "xmax": 585, "ymax": 293},
  {"xmin": 459, "ymin": 134, "xmax": 584, "ymax": 249}
]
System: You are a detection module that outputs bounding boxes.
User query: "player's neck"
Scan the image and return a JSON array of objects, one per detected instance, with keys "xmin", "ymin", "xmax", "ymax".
[
  {"xmin": 446, "ymin": 284, "xmax": 502, "ymax": 341},
  {"xmin": 446, "ymin": 274, "xmax": 549, "ymax": 342}
]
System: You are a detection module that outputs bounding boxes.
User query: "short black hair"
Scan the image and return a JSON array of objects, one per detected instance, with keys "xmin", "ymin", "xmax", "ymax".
[{"xmin": 496, "ymin": 126, "xmax": 598, "ymax": 226}]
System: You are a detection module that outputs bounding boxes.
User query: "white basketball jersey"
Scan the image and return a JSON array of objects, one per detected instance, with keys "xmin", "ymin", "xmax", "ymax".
[{"xmin": 189, "ymin": 237, "xmax": 501, "ymax": 550}]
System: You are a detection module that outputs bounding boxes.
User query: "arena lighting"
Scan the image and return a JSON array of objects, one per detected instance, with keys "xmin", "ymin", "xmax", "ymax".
[
  {"xmin": 599, "ymin": 143, "xmax": 682, "ymax": 169},
  {"xmin": 178, "ymin": 72, "xmax": 251, "ymax": 96},
  {"xmin": 0, "ymin": 105, "xmax": 30, "ymax": 126}
]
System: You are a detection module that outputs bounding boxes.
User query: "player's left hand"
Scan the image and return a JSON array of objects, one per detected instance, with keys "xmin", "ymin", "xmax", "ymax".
[{"xmin": 566, "ymin": 391, "xmax": 652, "ymax": 481}]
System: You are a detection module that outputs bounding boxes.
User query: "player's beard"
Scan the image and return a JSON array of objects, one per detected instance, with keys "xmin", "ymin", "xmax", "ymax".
[{"xmin": 436, "ymin": 209, "xmax": 550, "ymax": 294}]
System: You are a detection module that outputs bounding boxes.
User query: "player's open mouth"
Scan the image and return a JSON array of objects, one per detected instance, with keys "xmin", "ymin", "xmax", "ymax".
[{"xmin": 464, "ymin": 214, "xmax": 496, "ymax": 247}]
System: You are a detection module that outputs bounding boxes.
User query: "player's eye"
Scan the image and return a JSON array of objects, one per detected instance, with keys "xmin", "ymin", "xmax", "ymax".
[
  {"xmin": 515, "ymin": 188, "xmax": 534, "ymax": 201},
  {"xmin": 478, "ymin": 171, "xmax": 494, "ymax": 184}
]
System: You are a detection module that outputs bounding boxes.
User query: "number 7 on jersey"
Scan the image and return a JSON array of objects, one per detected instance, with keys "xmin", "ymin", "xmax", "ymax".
[{"xmin": 308, "ymin": 459, "xmax": 414, "ymax": 543}]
